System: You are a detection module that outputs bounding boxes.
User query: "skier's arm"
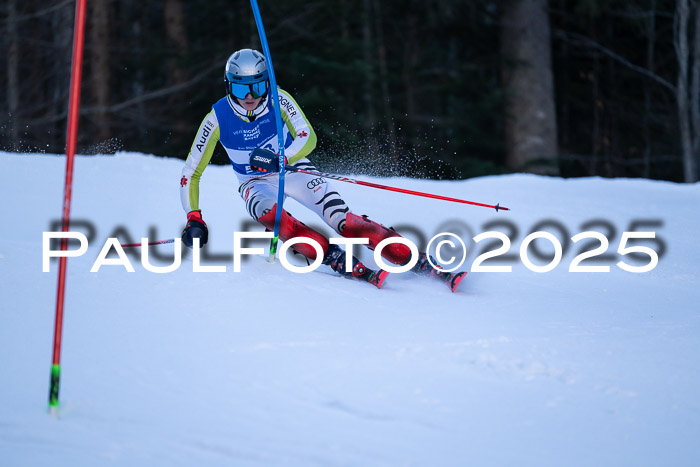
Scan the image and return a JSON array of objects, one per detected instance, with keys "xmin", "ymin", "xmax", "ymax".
[
  {"xmin": 277, "ymin": 88, "xmax": 317, "ymax": 164},
  {"xmin": 180, "ymin": 110, "xmax": 220, "ymax": 212}
]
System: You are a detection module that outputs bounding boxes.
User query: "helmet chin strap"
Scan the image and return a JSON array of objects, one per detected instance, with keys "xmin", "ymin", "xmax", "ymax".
[{"xmin": 228, "ymin": 94, "xmax": 269, "ymax": 122}]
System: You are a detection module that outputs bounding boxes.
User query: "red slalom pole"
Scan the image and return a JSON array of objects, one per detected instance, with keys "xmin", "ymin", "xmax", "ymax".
[
  {"xmin": 285, "ymin": 166, "xmax": 510, "ymax": 212},
  {"xmin": 50, "ymin": 0, "xmax": 88, "ymax": 416}
]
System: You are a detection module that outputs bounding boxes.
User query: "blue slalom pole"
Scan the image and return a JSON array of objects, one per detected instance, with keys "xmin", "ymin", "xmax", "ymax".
[{"xmin": 250, "ymin": 0, "xmax": 286, "ymax": 261}]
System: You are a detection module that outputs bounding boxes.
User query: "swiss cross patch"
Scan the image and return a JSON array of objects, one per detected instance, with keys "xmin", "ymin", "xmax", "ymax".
[
  {"xmin": 180, "ymin": 176, "xmax": 188, "ymax": 187},
  {"xmin": 297, "ymin": 131, "xmax": 308, "ymax": 138}
]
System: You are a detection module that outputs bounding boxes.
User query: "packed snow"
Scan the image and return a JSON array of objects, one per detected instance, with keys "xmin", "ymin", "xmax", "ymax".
[{"xmin": 2, "ymin": 151, "xmax": 699, "ymax": 466}]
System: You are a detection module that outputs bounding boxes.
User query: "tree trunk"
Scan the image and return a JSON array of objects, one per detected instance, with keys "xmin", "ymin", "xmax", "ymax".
[
  {"xmin": 643, "ymin": 0, "xmax": 657, "ymax": 178},
  {"xmin": 691, "ymin": 1, "xmax": 700, "ymax": 180},
  {"xmin": 362, "ymin": 0, "xmax": 376, "ymax": 130},
  {"xmin": 592, "ymin": 42, "xmax": 601, "ymax": 176},
  {"xmin": 6, "ymin": 0, "xmax": 20, "ymax": 145},
  {"xmin": 362, "ymin": 0, "xmax": 378, "ymax": 154},
  {"xmin": 402, "ymin": 14, "xmax": 418, "ymax": 149},
  {"xmin": 164, "ymin": 0, "xmax": 189, "ymax": 84},
  {"xmin": 164, "ymin": 0, "xmax": 190, "ymax": 134},
  {"xmin": 90, "ymin": 0, "xmax": 111, "ymax": 143},
  {"xmin": 501, "ymin": 0, "xmax": 559, "ymax": 175},
  {"xmin": 372, "ymin": 0, "xmax": 397, "ymax": 160},
  {"xmin": 54, "ymin": 2, "xmax": 74, "ymax": 150},
  {"xmin": 675, "ymin": 0, "xmax": 696, "ymax": 183},
  {"xmin": 339, "ymin": 0, "xmax": 349, "ymax": 41}
]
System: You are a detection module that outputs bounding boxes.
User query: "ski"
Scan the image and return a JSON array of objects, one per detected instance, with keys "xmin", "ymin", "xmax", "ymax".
[
  {"xmin": 365, "ymin": 269, "xmax": 390, "ymax": 289},
  {"xmin": 412, "ymin": 253, "xmax": 466, "ymax": 292},
  {"xmin": 427, "ymin": 268, "xmax": 467, "ymax": 293},
  {"xmin": 344, "ymin": 264, "xmax": 389, "ymax": 289},
  {"xmin": 323, "ymin": 244, "xmax": 389, "ymax": 289}
]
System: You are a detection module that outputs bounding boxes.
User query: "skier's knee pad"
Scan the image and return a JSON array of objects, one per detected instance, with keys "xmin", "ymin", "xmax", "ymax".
[
  {"xmin": 341, "ymin": 212, "xmax": 411, "ymax": 265},
  {"xmin": 258, "ymin": 206, "xmax": 329, "ymax": 261}
]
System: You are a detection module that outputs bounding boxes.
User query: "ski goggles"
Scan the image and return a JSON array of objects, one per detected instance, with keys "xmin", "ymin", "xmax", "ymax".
[{"xmin": 227, "ymin": 78, "xmax": 269, "ymax": 100}]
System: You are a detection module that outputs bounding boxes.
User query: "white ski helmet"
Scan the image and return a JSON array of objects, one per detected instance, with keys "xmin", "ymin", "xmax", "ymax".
[{"xmin": 224, "ymin": 49, "xmax": 269, "ymax": 100}]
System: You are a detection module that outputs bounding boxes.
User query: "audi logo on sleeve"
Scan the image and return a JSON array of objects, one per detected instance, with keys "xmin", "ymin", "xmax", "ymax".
[{"xmin": 307, "ymin": 177, "xmax": 327, "ymax": 189}]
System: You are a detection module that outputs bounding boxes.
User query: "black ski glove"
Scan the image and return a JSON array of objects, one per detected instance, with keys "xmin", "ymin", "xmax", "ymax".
[{"xmin": 182, "ymin": 210, "xmax": 208, "ymax": 248}]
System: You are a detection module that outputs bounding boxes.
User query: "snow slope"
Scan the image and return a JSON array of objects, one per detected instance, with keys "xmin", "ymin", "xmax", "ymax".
[{"xmin": 2, "ymin": 151, "xmax": 700, "ymax": 466}]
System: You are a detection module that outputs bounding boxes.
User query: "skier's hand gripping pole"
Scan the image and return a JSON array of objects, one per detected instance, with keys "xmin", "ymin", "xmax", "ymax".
[{"xmin": 182, "ymin": 210, "xmax": 208, "ymax": 248}]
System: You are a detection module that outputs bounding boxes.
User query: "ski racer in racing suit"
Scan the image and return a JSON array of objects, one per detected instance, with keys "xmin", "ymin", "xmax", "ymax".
[{"xmin": 179, "ymin": 49, "xmax": 434, "ymax": 286}]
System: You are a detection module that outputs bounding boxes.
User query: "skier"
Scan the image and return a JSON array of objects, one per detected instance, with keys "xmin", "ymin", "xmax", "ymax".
[{"xmin": 179, "ymin": 49, "xmax": 459, "ymax": 289}]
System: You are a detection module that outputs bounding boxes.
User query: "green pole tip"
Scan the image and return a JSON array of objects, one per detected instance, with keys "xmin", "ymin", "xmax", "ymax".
[
  {"xmin": 268, "ymin": 236, "xmax": 279, "ymax": 262},
  {"xmin": 49, "ymin": 364, "xmax": 61, "ymax": 409}
]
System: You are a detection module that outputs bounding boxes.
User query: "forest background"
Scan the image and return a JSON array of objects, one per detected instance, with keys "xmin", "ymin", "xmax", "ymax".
[{"xmin": 2, "ymin": 0, "xmax": 699, "ymax": 183}]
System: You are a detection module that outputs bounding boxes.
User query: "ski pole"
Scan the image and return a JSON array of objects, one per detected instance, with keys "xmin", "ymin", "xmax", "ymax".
[
  {"xmin": 285, "ymin": 166, "xmax": 510, "ymax": 211},
  {"xmin": 120, "ymin": 238, "xmax": 176, "ymax": 248},
  {"xmin": 250, "ymin": 0, "xmax": 286, "ymax": 261}
]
